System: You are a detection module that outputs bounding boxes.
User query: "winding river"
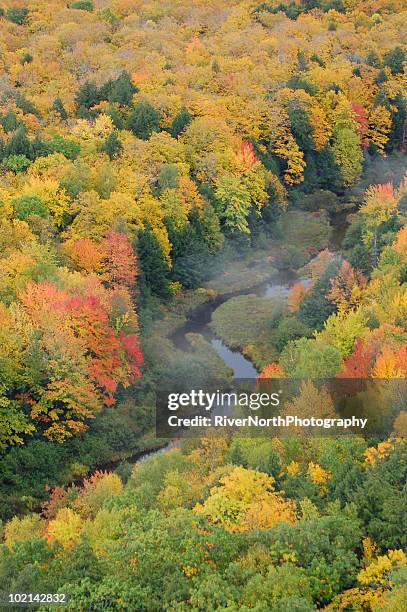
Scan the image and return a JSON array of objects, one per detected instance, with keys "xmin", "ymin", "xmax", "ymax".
[
  {"xmin": 170, "ymin": 271, "xmax": 297, "ymax": 378},
  {"xmin": 170, "ymin": 209, "xmax": 351, "ymax": 379}
]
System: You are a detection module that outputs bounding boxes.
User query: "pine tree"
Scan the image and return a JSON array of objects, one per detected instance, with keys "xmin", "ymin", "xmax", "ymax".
[
  {"xmin": 101, "ymin": 131, "xmax": 123, "ymax": 160},
  {"xmin": 127, "ymin": 102, "xmax": 161, "ymax": 140},
  {"xmin": 99, "ymin": 71, "xmax": 138, "ymax": 107},
  {"xmin": 136, "ymin": 225, "xmax": 170, "ymax": 299},
  {"xmin": 52, "ymin": 97, "xmax": 68, "ymax": 120},
  {"xmin": 75, "ymin": 81, "xmax": 100, "ymax": 111},
  {"xmin": 5, "ymin": 127, "xmax": 32, "ymax": 158},
  {"xmin": 170, "ymin": 107, "xmax": 192, "ymax": 138},
  {"xmin": 0, "ymin": 111, "xmax": 19, "ymax": 133}
]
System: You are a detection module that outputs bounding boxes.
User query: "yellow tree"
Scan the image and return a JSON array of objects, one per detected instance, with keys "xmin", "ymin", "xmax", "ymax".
[{"xmin": 194, "ymin": 466, "xmax": 296, "ymax": 532}]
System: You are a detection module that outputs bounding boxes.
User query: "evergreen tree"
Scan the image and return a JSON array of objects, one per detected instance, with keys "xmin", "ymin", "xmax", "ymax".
[
  {"xmin": 383, "ymin": 46, "xmax": 406, "ymax": 75},
  {"xmin": 298, "ymin": 260, "xmax": 341, "ymax": 330},
  {"xmin": 4, "ymin": 127, "xmax": 32, "ymax": 158},
  {"xmin": 70, "ymin": 1, "xmax": 94, "ymax": 11},
  {"xmin": 20, "ymin": 53, "xmax": 33, "ymax": 65},
  {"xmin": 98, "ymin": 71, "xmax": 138, "ymax": 107},
  {"xmin": 105, "ymin": 105, "xmax": 125, "ymax": 129},
  {"xmin": 52, "ymin": 97, "xmax": 68, "ymax": 120},
  {"xmin": 366, "ymin": 51, "xmax": 381, "ymax": 67},
  {"xmin": 167, "ymin": 219, "xmax": 209, "ymax": 289},
  {"xmin": 100, "ymin": 131, "xmax": 123, "ymax": 160},
  {"xmin": 0, "ymin": 111, "xmax": 19, "ymax": 133},
  {"xmin": 75, "ymin": 81, "xmax": 100, "ymax": 111},
  {"xmin": 127, "ymin": 102, "xmax": 161, "ymax": 140},
  {"xmin": 6, "ymin": 7, "xmax": 28, "ymax": 25},
  {"xmin": 15, "ymin": 92, "xmax": 41, "ymax": 118},
  {"xmin": 169, "ymin": 107, "xmax": 192, "ymax": 138},
  {"xmin": 136, "ymin": 225, "xmax": 171, "ymax": 299},
  {"xmin": 30, "ymin": 135, "xmax": 50, "ymax": 160}
]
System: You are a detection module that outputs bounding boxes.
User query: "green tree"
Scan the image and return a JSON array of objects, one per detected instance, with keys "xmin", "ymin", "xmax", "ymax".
[
  {"xmin": 6, "ymin": 7, "xmax": 28, "ymax": 25},
  {"xmin": 48, "ymin": 136, "xmax": 80, "ymax": 161},
  {"xmin": 2, "ymin": 155, "xmax": 31, "ymax": 173},
  {"xmin": 136, "ymin": 225, "xmax": 170, "ymax": 299},
  {"xmin": 98, "ymin": 71, "xmax": 137, "ymax": 107},
  {"xmin": 127, "ymin": 102, "xmax": 161, "ymax": 140},
  {"xmin": 0, "ymin": 111, "xmax": 19, "ymax": 133},
  {"xmin": 100, "ymin": 132, "xmax": 123, "ymax": 160},
  {"xmin": 280, "ymin": 337, "xmax": 342, "ymax": 377},
  {"xmin": 383, "ymin": 47, "xmax": 406, "ymax": 75},
  {"xmin": 15, "ymin": 93, "xmax": 40, "ymax": 118},
  {"xmin": 12, "ymin": 195, "xmax": 48, "ymax": 221},
  {"xmin": 298, "ymin": 260, "xmax": 340, "ymax": 330},
  {"xmin": 70, "ymin": 1, "xmax": 94, "ymax": 11},
  {"xmin": 52, "ymin": 97, "xmax": 68, "ymax": 120},
  {"xmin": 4, "ymin": 127, "xmax": 31, "ymax": 158},
  {"xmin": 170, "ymin": 107, "xmax": 192, "ymax": 138},
  {"xmin": 20, "ymin": 52, "xmax": 33, "ymax": 65},
  {"xmin": 75, "ymin": 81, "xmax": 100, "ymax": 111},
  {"xmin": 274, "ymin": 317, "xmax": 311, "ymax": 353}
]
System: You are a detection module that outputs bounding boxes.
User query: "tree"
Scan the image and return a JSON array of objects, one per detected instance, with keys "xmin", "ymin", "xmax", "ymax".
[
  {"xmin": 52, "ymin": 97, "xmax": 68, "ymax": 120},
  {"xmin": 0, "ymin": 279, "xmax": 143, "ymax": 445},
  {"xmin": 15, "ymin": 92, "xmax": 40, "ymax": 118},
  {"xmin": 48, "ymin": 136, "xmax": 80, "ymax": 160},
  {"xmin": 70, "ymin": 1, "xmax": 94, "ymax": 12},
  {"xmin": 20, "ymin": 52, "xmax": 33, "ymax": 65},
  {"xmin": 136, "ymin": 225, "xmax": 170, "ymax": 299},
  {"xmin": 6, "ymin": 7, "xmax": 29, "ymax": 25},
  {"xmin": 215, "ymin": 174, "xmax": 252, "ymax": 234},
  {"xmin": 0, "ymin": 111, "xmax": 19, "ymax": 133},
  {"xmin": 100, "ymin": 132, "xmax": 123, "ymax": 160},
  {"xmin": 101, "ymin": 229, "xmax": 138, "ymax": 289},
  {"xmin": 274, "ymin": 317, "xmax": 311, "ymax": 352},
  {"xmin": 332, "ymin": 127, "xmax": 363, "ymax": 188},
  {"xmin": 328, "ymin": 261, "xmax": 367, "ymax": 311},
  {"xmin": 4, "ymin": 127, "xmax": 31, "ymax": 158},
  {"xmin": 2, "ymin": 155, "xmax": 31, "ymax": 173},
  {"xmin": 98, "ymin": 71, "xmax": 137, "ymax": 106},
  {"xmin": 127, "ymin": 102, "xmax": 161, "ymax": 140},
  {"xmin": 272, "ymin": 125, "xmax": 306, "ymax": 185},
  {"xmin": 194, "ymin": 466, "xmax": 296, "ymax": 532},
  {"xmin": 75, "ymin": 81, "xmax": 100, "ymax": 111},
  {"xmin": 360, "ymin": 183, "xmax": 398, "ymax": 264},
  {"xmin": 298, "ymin": 261, "xmax": 340, "ymax": 330},
  {"xmin": 337, "ymin": 337, "xmax": 377, "ymax": 378},
  {"xmin": 12, "ymin": 195, "xmax": 48, "ymax": 221},
  {"xmin": 170, "ymin": 107, "xmax": 192, "ymax": 138},
  {"xmin": 383, "ymin": 47, "xmax": 406, "ymax": 75},
  {"xmin": 280, "ymin": 338, "xmax": 342, "ymax": 377},
  {"xmin": 316, "ymin": 307, "xmax": 369, "ymax": 358}
]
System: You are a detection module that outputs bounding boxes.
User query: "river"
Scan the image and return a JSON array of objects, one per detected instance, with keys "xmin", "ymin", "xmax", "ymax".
[{"xmin": 170, "ymin": 208, "xmax": 352, "ymax": 379}]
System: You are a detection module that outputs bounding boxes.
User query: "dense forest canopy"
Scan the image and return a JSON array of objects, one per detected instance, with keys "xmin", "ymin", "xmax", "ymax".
[{"xmin": 0, "ymin": 0, "xmax": 406, "ymax": 609}]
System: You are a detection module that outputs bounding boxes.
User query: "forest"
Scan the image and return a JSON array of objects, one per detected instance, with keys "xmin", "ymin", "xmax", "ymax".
[{"xmin": 0, "ymin": 0, "xmax": 406, "ymax": 609}]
